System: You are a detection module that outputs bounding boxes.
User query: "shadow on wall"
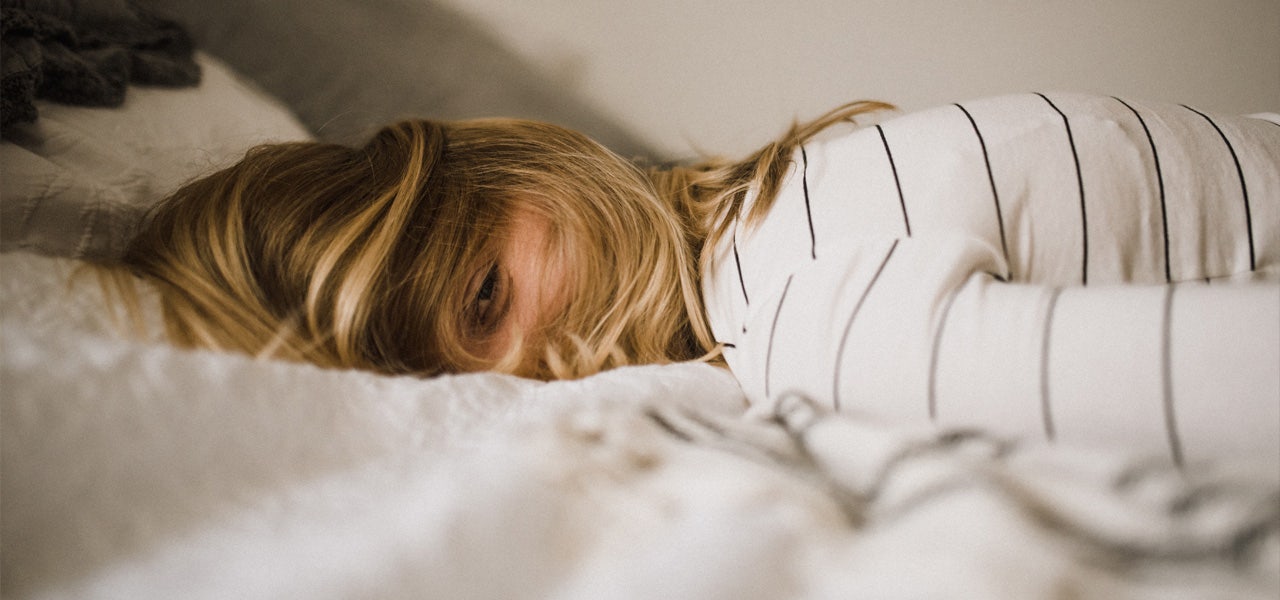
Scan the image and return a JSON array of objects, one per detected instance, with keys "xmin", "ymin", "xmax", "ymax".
[{"xmin": 155, "ymin": 0, "xmax": 658, "ymax": 161}]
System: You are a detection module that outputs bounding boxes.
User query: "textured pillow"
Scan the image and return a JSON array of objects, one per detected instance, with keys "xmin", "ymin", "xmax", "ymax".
[
  {"xmin": 154, "ymin": 0, "xmax": 656, "ymax": 160},
  {"xmin": 0, "ymin": 52, "xmax": 312, "ymax": 259}
]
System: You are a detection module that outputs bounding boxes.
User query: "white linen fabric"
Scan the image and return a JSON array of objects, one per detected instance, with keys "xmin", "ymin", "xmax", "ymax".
[
  {"xmin": 702, "ymin": 93, "xmax": 1280, "ymax": 465},
  {"xmin": 0, "ymin": 53, "xmax": 312, "ymax": 259},
  {"xmin": 3, "ymin": 253, "xmax": 1276, "ymax": 600}
]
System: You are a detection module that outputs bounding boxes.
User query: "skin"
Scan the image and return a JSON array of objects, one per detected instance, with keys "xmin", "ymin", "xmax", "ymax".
[{"xmin": 466, "ymin": 210, "xmax": 567, "ymax": 364}]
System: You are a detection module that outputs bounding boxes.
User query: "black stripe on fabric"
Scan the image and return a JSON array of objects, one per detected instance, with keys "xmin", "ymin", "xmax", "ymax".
[
  {"xmin": 954, "ymin": 103, "xmax": 1011, "ymax": 281},
  {"xmin": 1036, "ymin": 93, "xmax": 1089, "ymax": 286},
  {"xmin": 876, "ymin": 125, "xmax": 912, "ymax": 237},
  {"xmin": 1182, "ymin": 105, "xmax": 1256, "ymax": 272},
  {"xmin": 644, "ymin": 408, "xmax": 693, "ymax": 442},
  {"xmin": 1039, "ymin": 287, "xmax": 1063, "ymax": 441},
  {"xmin": 1161, "ymin": 285, "xmax": 1185, "ymax": 467},
  {"xmin": 721, "ymin": 342, "xmax": 737, "ymax": 349},
  {"xmin": 832, "ymin": 239, "xmax": 899, "ymax": 410},
  {"xmin": 763, "ymin": 274, "xmax": 795, "ymax": 398},
  {"xmin": 1113, "ymin": 97, "xmax": 1171, "ymax": 283},
  {"xmin": 801, "ymin": 146, "xmax": 816, "ymax": 259},
  {"xmin": 927, "ymin": 284, "xmax": 964, "ymax": 422},
  {"xmin": 732, "ymin": 229, "xmax": 750, "ymax": 306}
]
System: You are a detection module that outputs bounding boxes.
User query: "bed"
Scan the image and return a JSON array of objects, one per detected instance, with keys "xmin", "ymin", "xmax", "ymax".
[{"xmin": 3, "ymin": 2, "xmax": 1278, "ymax": 598}]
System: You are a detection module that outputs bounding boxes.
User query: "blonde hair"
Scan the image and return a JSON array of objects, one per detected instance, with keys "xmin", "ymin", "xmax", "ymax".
[
  {"xmin": 649, "ymin": 100, "xmax": 894, "ymax": 260},
  {"xmin": 105, "ymin": 101, "xmax": 891, "ymax": 379}
]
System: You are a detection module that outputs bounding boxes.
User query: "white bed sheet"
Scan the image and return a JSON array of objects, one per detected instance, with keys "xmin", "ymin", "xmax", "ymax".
[{"xmin": 2, "ymin": 252, "xmax": 1277, "ymax": 599}]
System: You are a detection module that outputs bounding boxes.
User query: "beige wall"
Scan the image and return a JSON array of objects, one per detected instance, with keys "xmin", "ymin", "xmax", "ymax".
[{"xmin": 439, "ymin": 0, "xmax": 1280, "ymax": 158}]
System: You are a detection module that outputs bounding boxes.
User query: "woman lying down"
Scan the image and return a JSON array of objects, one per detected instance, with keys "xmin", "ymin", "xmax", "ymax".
[{"xmin": 99, "ymin": 93, "xmax": 1279, "ymax": 464}]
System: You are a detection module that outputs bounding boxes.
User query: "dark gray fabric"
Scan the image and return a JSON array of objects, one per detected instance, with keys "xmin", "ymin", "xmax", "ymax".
[
  {"xmin": 151, "ymin": 0, "xmax": 657, "ymax": 160},
  {"xmin": 1, "ymin": 0, "xmax": 201, "ymax": 135}
]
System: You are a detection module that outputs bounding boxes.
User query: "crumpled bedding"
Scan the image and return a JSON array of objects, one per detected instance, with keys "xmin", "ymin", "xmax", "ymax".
[
  {"xmin": 3, "ymin": 252, "xmax": 1277, "ymax": 599},
  {"xmin": 0, "ymin": 52, "xmax": 310, "ymax": 258},
  {"xmin": 0, "ymin": 0, "xmax": 201, "ymax": 135}
]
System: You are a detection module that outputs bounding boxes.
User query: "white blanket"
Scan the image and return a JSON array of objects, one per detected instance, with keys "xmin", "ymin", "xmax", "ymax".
[{"xmin": 2, "ymin": 252, "xmax": 1277, "ymax": 599}]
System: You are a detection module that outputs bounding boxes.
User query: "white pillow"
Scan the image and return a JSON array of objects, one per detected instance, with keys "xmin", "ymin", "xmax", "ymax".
[{"xmin": 0, "ymin": 52, "xmax": 313, "ymax": 259}]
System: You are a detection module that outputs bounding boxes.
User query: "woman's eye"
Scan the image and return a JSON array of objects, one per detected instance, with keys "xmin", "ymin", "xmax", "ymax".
[
  {"xmin": 470, "ymin": 265, "xmax": 504, "ymax": 331},
  {"xmin": 477, "ymin": 267, "xmax": 498, "ymax": 303}
]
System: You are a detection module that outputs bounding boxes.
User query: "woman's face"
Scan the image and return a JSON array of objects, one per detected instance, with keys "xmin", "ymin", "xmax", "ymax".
[{"xmin": 463, "ymin": 209, "xmax": 568, "ymax": 366}]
